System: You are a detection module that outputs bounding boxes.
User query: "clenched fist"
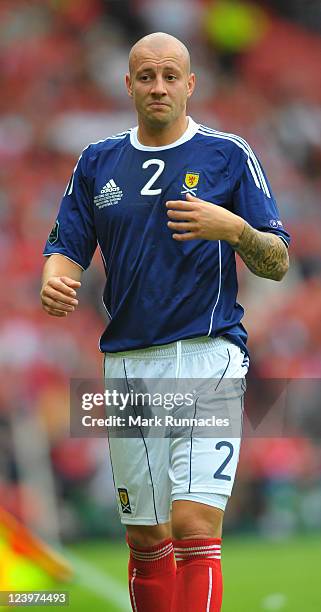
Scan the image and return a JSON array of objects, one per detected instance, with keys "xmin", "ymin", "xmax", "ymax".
[{"xmin": 41, "ymin": 276, "xmax": 81, "ymax": 317}]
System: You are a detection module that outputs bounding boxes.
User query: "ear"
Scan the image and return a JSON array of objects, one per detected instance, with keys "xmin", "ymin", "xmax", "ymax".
[
  {"xmin": 187, "ymin": 73, "xmax": 196, "ymax": 99},
  {"xmin": 125, "ymin": 73, "xmax": 133, "ymax": 97}
]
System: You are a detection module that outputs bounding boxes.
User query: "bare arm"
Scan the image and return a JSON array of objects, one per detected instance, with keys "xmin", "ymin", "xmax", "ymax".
[
  {"xmin": 233, "ymin": 222, "xmax": 289, "ymax": 281},
  {"xmin": 41, "ymin": 254, "xmax": 82, "ymax": 317},
  {"xmin": 166, "ymin": 193, "xmax": 289, "ymax": 281}
]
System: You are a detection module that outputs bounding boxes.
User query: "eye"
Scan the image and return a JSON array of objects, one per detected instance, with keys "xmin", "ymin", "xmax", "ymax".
[
  {"xmin": 139, "ymin": 74, "xmax": 151, "ymax": 82},
  {"xmin": 166, "ymin": 74, "xmax": 177, "ymax": 81}
]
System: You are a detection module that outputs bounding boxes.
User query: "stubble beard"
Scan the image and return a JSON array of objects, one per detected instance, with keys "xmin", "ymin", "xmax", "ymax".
[
  {"xmin": 146, "ymin": 105, "xmax": 173, "ymax": 127},
  {"xmin": 140, "ymin": 102, "xmax": 184, "ymax": 131}
]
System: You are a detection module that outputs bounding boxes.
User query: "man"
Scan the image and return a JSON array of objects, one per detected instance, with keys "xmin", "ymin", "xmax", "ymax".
[{"xmin": 41, "ymin": 32, "xmax": 290, "ymax": 611}]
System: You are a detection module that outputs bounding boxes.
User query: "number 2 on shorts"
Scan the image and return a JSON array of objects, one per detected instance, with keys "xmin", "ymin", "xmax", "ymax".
[{"xmin": 213, "ymin": 441, "xmax": 234, "ymax": 481}]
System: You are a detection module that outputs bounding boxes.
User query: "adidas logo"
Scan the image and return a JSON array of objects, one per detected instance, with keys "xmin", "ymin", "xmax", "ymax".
[
  {"xmin": 101, "ymin": 179, "xmax": 121, "ymax": 194},
  {"xmin": 94, "ymin": 178, "xmax": 123, "ymax": 209}
]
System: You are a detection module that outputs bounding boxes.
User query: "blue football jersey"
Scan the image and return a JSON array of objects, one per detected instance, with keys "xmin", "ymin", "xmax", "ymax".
[{"xmin": 43, "ymin": 117, "xmax": 290, "ymax": 355}]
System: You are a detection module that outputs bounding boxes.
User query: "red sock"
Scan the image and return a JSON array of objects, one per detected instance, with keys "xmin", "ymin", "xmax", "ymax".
[
  {"xmin": 172, "ymin": 538, "xmax": 223, "ymax": 611},
  {"xmin": 127, "ymin": 537, "xmax": 176, "ymax": 611}
]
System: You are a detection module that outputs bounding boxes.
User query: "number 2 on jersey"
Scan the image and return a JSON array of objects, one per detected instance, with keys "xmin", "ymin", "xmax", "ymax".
[{"xmin": 141, "ymin": 159, "xmax": 165, "ymax": 196}]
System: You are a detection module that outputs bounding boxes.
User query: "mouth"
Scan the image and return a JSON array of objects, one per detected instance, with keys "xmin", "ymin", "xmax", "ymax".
[{"xmin": 148, "ymin": 102, "xmax": 170, "ymax": 108}]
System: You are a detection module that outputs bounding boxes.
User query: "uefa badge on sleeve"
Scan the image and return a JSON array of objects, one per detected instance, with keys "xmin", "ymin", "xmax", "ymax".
[{"xmin": 48, "ymin": 220, "xmax": 59, "ymax": 245}]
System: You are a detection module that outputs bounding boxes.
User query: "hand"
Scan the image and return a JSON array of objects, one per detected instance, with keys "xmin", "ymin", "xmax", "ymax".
[
  {"xmin": 166, "ymin": 193, "xmax": 244, "ymax": 244},
  {"xmin": 41, "ymin": 276, "xmax": 81, "ymax": 317}
]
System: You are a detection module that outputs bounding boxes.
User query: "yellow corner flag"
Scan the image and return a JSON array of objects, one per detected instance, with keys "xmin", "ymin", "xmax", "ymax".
[{"xmin": 0, "ymin": 506, "xmax": 73, "ymax": 592}]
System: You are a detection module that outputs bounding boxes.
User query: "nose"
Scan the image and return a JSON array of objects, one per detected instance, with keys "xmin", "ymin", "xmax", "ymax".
[{"xmin": 150, "ymin": 75, "xmax": 167, "ymax": 96}]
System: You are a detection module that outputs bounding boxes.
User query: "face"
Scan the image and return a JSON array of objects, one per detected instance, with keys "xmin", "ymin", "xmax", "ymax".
[{"xmin": 126, "ymin": 45, "xmax": 195, "ymax": 128}]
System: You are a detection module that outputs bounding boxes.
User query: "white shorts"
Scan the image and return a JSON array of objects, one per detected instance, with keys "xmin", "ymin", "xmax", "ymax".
[{"xmin": 104, "ymin": 336, "xmax": 248, "ymax": 525}]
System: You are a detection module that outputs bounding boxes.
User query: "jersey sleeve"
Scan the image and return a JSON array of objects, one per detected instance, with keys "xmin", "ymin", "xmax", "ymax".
[
  {"xmin": 229, "ymin": 141, "xmax": 291, "ymax": 247},
  {"xmin": 43, "ymin": 146, "xmax": 97, "ymax": 270}
]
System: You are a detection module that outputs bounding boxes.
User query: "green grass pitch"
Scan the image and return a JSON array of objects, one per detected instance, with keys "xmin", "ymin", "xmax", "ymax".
[{"xmin": 9, "ymin": 536, "xmax": 321, "ymax": 611}]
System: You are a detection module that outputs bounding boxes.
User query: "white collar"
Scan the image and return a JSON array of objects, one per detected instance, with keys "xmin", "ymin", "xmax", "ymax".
[{"xmin": 130, "ymin": 116, "xmax": 199, "ymax": 151}]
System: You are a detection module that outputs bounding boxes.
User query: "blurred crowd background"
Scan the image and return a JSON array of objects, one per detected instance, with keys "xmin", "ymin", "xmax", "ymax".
[{"xmin": 0, "ymin": 0, "xmax": 321, "ymax": 544}]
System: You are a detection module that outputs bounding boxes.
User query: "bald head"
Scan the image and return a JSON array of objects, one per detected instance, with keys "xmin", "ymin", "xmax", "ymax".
[
  {"xmin": 126, "ymin": 32, "xmax": 195, "ymax": 134},
  {"xmin": 129, "ymin": 32, "xmax": 191, "ymax": 76}
]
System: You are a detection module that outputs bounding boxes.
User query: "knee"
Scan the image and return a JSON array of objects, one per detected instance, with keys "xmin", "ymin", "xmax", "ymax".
[
  {"xmin": 127, "ymin": 523, "xmax": 171, "ymax": 548},
  {"xmin": 173, "ymin": 520, "xmax": 221, "ymax": 540},
  {"xmin": 172, "ymin": 501, "xmax": 224, "ymax": 540}
]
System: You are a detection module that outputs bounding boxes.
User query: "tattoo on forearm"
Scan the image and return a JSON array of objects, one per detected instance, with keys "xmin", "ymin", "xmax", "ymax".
[{"xmin": 234, "ymin": 222, "xmax": 289, "ymax": 281}]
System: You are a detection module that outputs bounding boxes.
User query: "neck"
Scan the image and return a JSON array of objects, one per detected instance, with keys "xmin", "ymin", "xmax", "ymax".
[{"xmin": 137, "ymin": 116, "xmax": 189, "ymax": 147}]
